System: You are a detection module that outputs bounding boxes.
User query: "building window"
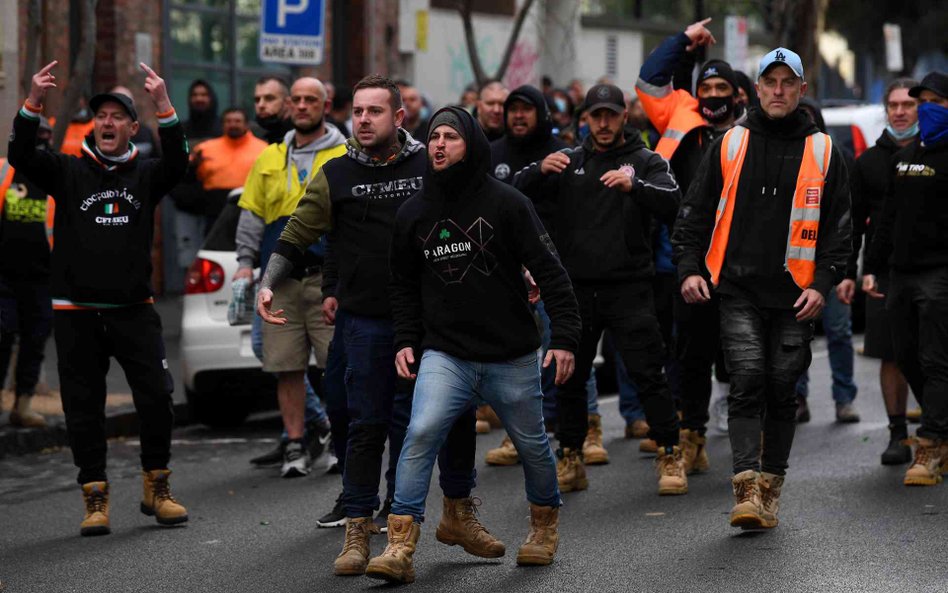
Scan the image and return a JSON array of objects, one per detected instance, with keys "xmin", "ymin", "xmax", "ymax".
[{"xmin": 164, "ymin": 0, "xmax": 292, "ymax": 114}]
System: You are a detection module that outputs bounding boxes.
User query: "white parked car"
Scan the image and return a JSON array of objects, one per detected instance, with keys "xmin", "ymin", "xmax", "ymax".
[
  {"xmin": 180, "ymin": 190, "xmax": 276, "ymax": 426},
  {"xmin": 822, "ymin": 103, "xmax": 886, "ymax": 159}
]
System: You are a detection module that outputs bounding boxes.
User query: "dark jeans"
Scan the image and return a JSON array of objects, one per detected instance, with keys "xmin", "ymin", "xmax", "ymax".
[
  {"xmin": 341, "ymin": 313, "xmax": 476, "ymax": 517},
  {"xmin": 676, "ymin": 293, "xmax": 720, "ymax": 435},
  {"xmin": 888, "ymin": 268, "xmax": 948, "ymax": 440},
  {"xmin": 323, "ymin": 309, "xmax": 350, "ymax": 472},
  {"xmin": 0, "ymin": 276, "xmax": 52, "ymax": 397},
  {"xmin": 557, "ymin": 282, "xmax": 679, "ymax": 449},
  {"xmin": 54, "ymin": 305, "xmax": 175, "ymax": 484},
  {"xmin": 720, "ymin": 295, "xmax": 813, "ymax": 476}
]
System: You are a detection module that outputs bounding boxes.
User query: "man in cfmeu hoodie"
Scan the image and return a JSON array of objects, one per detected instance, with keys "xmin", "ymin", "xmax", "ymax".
[
  {"xmin": 236, "ymin": 77, "xmax": 346, "ymax": 479},
  {"xmin": 9, "ymin": 61, "xmax": 190, "ymax": 536},
  {"xmin": 863, "ymin": 71, "xmax": 948, "ymax": 488},
  {"xmin": 362, "ymin": 107, "xmax": 580, "ymax": 584},
  {"xmin": 638, "ymin": 17, "xmax": 745, "ymax": 472},
  {"xmin": 673, "ymin": 48, "xmax": 851, "ymax": 530},
  {"xmin": 256, "ymin": 76, "xmax": 486, "ymax": 577},
  {"xmin": 514, "ymin": 83, "xmax": 687, "ymax": 497}
]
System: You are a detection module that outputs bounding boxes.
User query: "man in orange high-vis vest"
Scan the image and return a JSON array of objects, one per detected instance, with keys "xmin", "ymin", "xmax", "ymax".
[
  {"xmin": 672, "ymin": 48, "xmax": 852, "ymax": 531},
  {"xmin": 0, "ymin": 117, "xmax": 55, "ymax": 430}
]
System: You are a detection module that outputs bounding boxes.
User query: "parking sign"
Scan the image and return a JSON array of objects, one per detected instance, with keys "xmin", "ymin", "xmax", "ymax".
[{"xmin": 260, "ymin": 0, "xmax": 325, "ymax": 65}]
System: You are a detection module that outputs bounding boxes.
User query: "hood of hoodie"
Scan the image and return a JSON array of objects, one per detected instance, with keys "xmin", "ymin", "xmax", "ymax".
[
  {"xmin": 742, "ymin": 106, "xmax": 819, "ymax": 139},
  {"xmin": 423, "ymin": 106, "xmax": 491, "ymax": 201},
  {"xmin": 799, "ymin": 97, "xmax": 827, "ymax": 133},
  {"xmin": 503, "ymin": 85, "xmax": 554, "ymax": 146},
  {"xmin": 346, "ymin": 127, "xmax": 425, "ymax": 167},
  {"xmin": 580, "ymin": 124, "xmax": 648, "ymax": 158},
  {"xmin": 874, "ymin": 129, "xmax": 905, "ymax": 152},
  {"xmin": 185, "ymin": 79, "xmax": 221, "ymax": 139}
]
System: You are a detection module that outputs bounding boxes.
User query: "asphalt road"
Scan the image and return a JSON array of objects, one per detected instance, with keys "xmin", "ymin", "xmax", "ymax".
[{"xmin": 0, "ymin": 342, "xmax": 943, "ymax": 593}]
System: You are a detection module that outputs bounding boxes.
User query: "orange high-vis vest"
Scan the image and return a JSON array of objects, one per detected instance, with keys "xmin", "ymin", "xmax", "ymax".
[
  {"xmin": 635, "ymin": 81, "xmax": 707, "ymax": 161},
  {"xmin": 705, "ymin": 126, "xmax": 833, "ymax": 290},
  {"xmin": 0, "ymin": 159, "xmax": 56, "ymax": 249}
]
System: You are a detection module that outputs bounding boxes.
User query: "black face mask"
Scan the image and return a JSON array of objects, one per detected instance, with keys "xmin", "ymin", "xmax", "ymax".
[{"xmin": 698, "ymin": 96, "xmax": 735, "ymax": 124}]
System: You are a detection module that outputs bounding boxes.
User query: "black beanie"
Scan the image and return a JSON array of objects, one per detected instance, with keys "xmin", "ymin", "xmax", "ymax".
[
  {"xmin": 697, "ymin": 60, "xmax": 738, "ymax": 93},
  {"xmin": 428, "ymin": 110, "xmax": 466, "ymax": 142}
]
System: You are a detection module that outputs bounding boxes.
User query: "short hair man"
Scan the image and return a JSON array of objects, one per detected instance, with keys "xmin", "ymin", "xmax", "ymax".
[
  {"xmin": 9, "ymin": 61, "xmax": 190, "ymax": 536},
  {"xmin": 236, "ymin": 77, "xmax": 346, "ymax": 478},
  {"xmin": 476, "ymin": 80, "xmax": 509, "ymax": 142},
  {"xmin": 252, "ymin": 75, "xmax": 291, "ymax": 144},
  {"xmin": 673, "ymin": 48, "xmax": 852, "ymax": 529},
  {"xmin": 864, "ymin": 71, "xmax": 948, "ymax": 487}
]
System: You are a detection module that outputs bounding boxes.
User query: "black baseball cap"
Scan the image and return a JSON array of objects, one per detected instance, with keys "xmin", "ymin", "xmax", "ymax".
[
  {"xmin": 697, "ymin": 60, "xmax": 738, "ymax": 93},
  {"xmin": 89, "ymin": 92, "xmax": 139, "ymax": 122},
  {"xmin": 908, "ymin": 71, "xmax": 948, "ymax": 99},
  {"xmin": 584, "ymin": 84, "xmax": 625, "ymax": 114}
]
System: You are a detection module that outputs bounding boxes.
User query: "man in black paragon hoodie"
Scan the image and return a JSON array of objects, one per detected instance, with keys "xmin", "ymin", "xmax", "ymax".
[
  {"xmin": 9, "ymin": 62, "xmax": 190, "ymax": 536},
  {"xmin": 513, "ymin": 83, "xmax": 687, "ymax": 497},
  {"xmin": 363, "ymin": 107, "xmax": 580, "ymax": 584},
  {"xmin": 256, "ymin": 77, "xmax": 488, "ymax": 577},
  {"xmin": 673, "ymin": 48, "xmax": 851, "ymax": 530}
]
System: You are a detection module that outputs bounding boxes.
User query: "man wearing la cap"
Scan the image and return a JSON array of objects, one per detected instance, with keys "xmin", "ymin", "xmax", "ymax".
[
  {"xmin": 513, "ymin": 83, "xmax": 686, "ymax": 496},
  {"xmin": 638, "ymin": 18, "xmax": 745, "ymax": 472},
  {"xmin": 8, "ymin": 61, "xmax": 190, "ymax": 536},
  {"xmin": 674, "ymin": 48, "xmax": 851, "ymax": 529},
  {"xmin": 864, "ymin": 71, "xmax": 948, "ymax": 487}
]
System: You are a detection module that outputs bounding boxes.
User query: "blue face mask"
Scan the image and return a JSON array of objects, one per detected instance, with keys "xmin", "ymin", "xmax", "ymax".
[
  {"xmin": 554, "ymin": 97, "xmax": 567, "ymax": 114},
  {"xmin": 578, "ymin": 123, "xmax": 590, "ymax": 140},
  {"xmin": 420, "ymin": 105, "xmax": 431, "ymax": 122},
  {"xmin": 886, "ymin": 121, "xmax": 918, "ymax": 141},
  {"xmin": 918, "ymin": 101, "xmax": 948, "ymax": 145}
]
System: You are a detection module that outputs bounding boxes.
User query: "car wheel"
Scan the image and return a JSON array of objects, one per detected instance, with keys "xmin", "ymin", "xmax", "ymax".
[{"xmin": 185, "ymin": 386, "xmax": 252, "ymax": 428}]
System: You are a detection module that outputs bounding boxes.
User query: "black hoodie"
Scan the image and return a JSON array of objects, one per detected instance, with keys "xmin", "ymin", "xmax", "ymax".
[
  {"xmin": 513, "ymin": 127, "xmax": 681, "ymax": 283},
  {"xmin": 672, "ymin": 107, "xmax": 852, "ymax": 308},
  {"xmin": 183, "ymin": 80, "xmax": 221, "ymax": 146},
  {"xmin": 489, "ymin": 85, "xmax": 568, "ymax": 184},
  {"xmin": 8, "ymin": 107, "xmax": 189, "ymax": 305},
  {"xmin": 390, "ymin": 107, "xmax": 580, "ymax": 361}
]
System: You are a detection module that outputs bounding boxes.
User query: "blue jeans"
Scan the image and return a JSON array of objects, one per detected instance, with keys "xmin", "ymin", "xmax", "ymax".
[
  {"xmin": 342, "ymin": 315, "xmax": 475, "ymax": 518},
  {"xmin": 795, "ymin": 289, "xmax": 858, "ymax": 405},
  {"xmin": 537, "ymin": 300, "xmax": 598, "ymax": 420},
  {"xmin": 392, "ymin": 350, "xmax": 560, "ymax": 521}
]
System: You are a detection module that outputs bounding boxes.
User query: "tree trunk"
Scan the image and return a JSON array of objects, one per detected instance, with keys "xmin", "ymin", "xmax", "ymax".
[
  {"xmin": 21, "ymin": 0, "xmax": 43, "ymax": 100},
  {"xmin": 52, "ymin": 0, "xmax": 98, "ymax": 151},
  {"xmin": 456, "ymin": 0, "xmax": 537, "ymax": 87}
]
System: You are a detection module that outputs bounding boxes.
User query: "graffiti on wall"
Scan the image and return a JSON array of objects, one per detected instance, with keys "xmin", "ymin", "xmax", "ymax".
[{"xmin": 447, "ymin": 36, "xmax": 538, "ymax": 95}]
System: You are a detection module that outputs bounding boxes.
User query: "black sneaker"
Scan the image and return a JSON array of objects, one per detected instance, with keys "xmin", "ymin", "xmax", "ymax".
[
  {"xmin": 795, "ymin": 396, "xmax": 811, "ymax": 424},
  {"xmin": 317, "ymin": 492, "xmax": 347, "ymax": 528},
  {"xmin": 305, "ymin": 420, "xmax": 332, "ymax": 460},
  {"xmin": 250, "ymin": 442, "xmax": 285, "ymax": 467},
  {"xmin": 281, "ymin": 440, "xmax": 311, "ymax": 478},
  {"xmin": 881, "ymin": 434, "xmax": 912, "ymax": 465},
  {"xmin": 373, "ymin": 498, "xmax": 393, "ymax": 533}
]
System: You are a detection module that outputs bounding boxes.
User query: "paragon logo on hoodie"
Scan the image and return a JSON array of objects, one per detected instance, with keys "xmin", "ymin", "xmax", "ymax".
[{"xmin": 420, "ymin": 218, "xmax": 497, "ymax": 284}]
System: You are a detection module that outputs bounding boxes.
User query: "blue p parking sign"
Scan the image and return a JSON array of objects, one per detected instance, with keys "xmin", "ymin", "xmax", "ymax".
[{"xmin": 260, "ymin": 0, "xmax": 325, "ymax": 65}]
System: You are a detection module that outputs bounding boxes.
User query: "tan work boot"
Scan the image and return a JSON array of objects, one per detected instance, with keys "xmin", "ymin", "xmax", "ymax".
[
  {"xmin": 680, "ymin": 429, "xmax": 710, "ymax": 474},
  {"xmin": 730, "ymin": 470, "xmax": 763, "ymax": 528},
  {"xmin": 334, "ymin": 516, "xmax": 379, "ymax": 575},
  {"xmin": 904, "ymin": 438, "xmax": 946, "ymax": 486},
  {"xmin": 365, "ymin": 514, "xmax": 421, "ymax": 584},
  {"xmin": 475, "ymin": 405, "xmax": 503, "ymax": 434},
  {"xmin": 80, "ymin": 481, "xmax": 111, "ymax": 536},
  {"xmin": 656, "ymin": 445, "xmax": 688, "ymax": 495},
  {"xmin": 140, "ymin": 469, "xmax": 189, "ymax": 525},
  {"xmin": 625, "ymin": 418, "xmax": 649, "ymax": 439},
  {"xmin": 485, "ymin": 435, "xmax": 520, "ymax": 466},
  {"xmin": 9, "ymin": 395, "xmax": 47, "ymax": 428},
  {"xmin": 436, "ymin": 497, "xmax": 505, "ymax": 558},
  {"xmin": 758, "ymin": 472, "xmax": 784, "ymax": 528},
  {"xmin": 582, "ymin": 414, "xmax": 609, "ymax": 465},
  {"xmin": 639, "ymin": 438, "xmax": 658, "ymax": 454},
  {"xmin": 516, "ymin": 504, "xmax": 560, "ymax": 566},
  {"xmin": 556, "ymin": 448, "xmax": 588, "ymax": 493}
]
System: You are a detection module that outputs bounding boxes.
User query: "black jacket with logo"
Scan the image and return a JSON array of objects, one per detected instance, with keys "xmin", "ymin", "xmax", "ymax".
[
  {"xmin": 276, "ymin": 129, "xmax": 425, "ymax": 318},
  {"xmin": 390, "ymin": 107, "xmax": 580, "ymax": 361},
  {"xmin": 7, "ymin": 110, "xmax": 188, "ymax": 304},
  {"xmin": 672, "ymin": 107, "xmax": 852, "ymax": 308},
  {"xmin": 512, "ymin": 131, "xmax": 680, "ymax": 284},
  {"xmin": 489, "ymin": 85, "xmax": 568, "ymax": 185},
  {"xmin": 865, "ymin": 136, "xmax": 948, "ymax": 274},
  {"xmin": 0, "ymin": 164, "xmax": 51, "ymax": 280}
]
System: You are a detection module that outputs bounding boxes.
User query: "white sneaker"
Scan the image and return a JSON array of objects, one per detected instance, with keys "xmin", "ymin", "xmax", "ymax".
[
  {"xmin": 281, "ymin": 441, "xmax": 311, "ymax": 478},
  {"xmin": 712, "ymin": 395, "xmax": 729, "ymax": 434}
]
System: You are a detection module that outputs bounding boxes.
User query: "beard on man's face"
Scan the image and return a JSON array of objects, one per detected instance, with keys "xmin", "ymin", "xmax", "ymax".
[{"xmin": 293, "ymin": 116, "xmax": 323, "ymax": 135}]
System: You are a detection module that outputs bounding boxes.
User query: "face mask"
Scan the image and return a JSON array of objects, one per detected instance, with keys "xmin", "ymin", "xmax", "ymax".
[
  {"xmin": 554, "ymin": 97, "xmax": 567, "ymax": 114},
  {"xmin": 917, "ymin": 101, "xmax": 948, "ymax": 145},
  {"xmin": 885, "ymin": 121, "xmax": 918, "ymax": 141},
  {"xmin": 420, "ymin": 105, "xmax": 431, "ymax": 122},
  {"xmin": 698, "ymin": 96, "xmax": 734, "ymax": 124},
  {"xmin": 578, "ymin": 123, "xmax": 590, "ymax": 140}
]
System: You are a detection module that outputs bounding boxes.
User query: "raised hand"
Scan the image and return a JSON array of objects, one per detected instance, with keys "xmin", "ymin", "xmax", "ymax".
[
  {"xmin": 139, "ymin": 63, "xmax": 172, "ymax": 113},
  {"xmin": 684, "ymin": 18, "xmax": 716, "ymax": 51},
  {"xmin": 29, "ymin": 61, "xmax": 58, "ymax": 107}
]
